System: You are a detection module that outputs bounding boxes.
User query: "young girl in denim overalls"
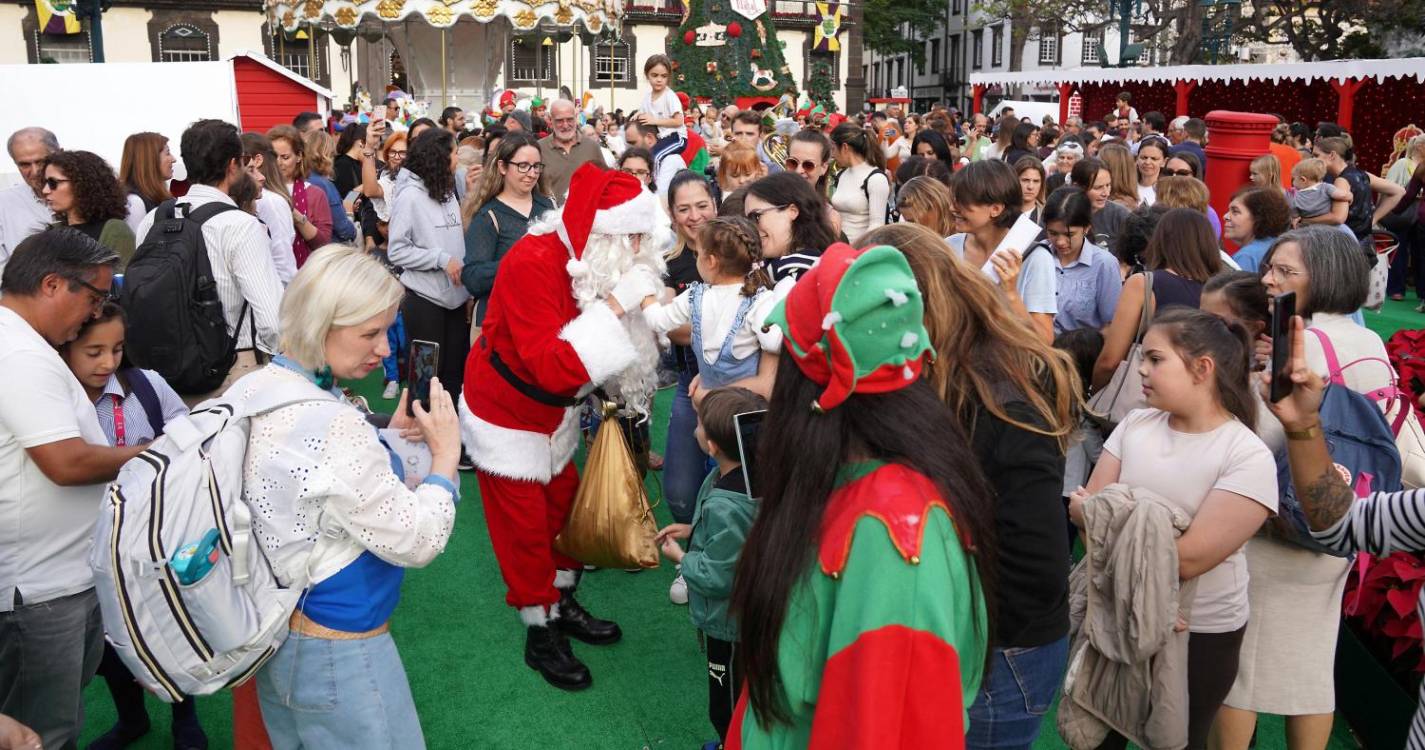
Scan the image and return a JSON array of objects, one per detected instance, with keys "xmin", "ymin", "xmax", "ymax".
[{"xmin": 641, "ymin": 216, "xmax": 780, "ymax": 604}]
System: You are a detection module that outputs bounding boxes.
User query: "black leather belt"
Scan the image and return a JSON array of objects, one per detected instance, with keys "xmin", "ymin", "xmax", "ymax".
[{"xmin": 485, "ymin": 341, "xmax": 580, "ymax": 408}]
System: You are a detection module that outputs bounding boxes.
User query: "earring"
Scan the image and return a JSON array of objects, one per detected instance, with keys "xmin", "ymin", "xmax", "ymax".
[{"xmin": 315, "ymin": 366, "xmax": 334, "ymax": 390}]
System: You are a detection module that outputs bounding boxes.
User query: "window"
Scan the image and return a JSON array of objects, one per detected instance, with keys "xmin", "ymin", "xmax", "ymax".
[
  {"xmin": 952, "ymin": 0, "xmax": 961, "ymax": 14},
  {"xmin": 971, "ymin": 30, "xmax": 983, "ymax": 70},
  {"xmin": 991, "ymin": 25, "xmax": 1003, "ymax": 66},
  {"xmin": 508, "ymin": 37, "xmax": 555, "ymax": 86},
  {"xmin": 931, "ymin": 38, "xmax": 941, "ymax": 73},
  {"xmin": 1082, "ymin": 29, "xmax": 1103, "ymax": 65},
  {"xmin": 35, "ymin": 31, "xmax": 90, "ymax": 64},
  {"xmin": 1038, "ymin": 26, "xmax": 1059, "ymax": 65},
  {"xmin": 159, "ymin": 24, "xmax": 212, "ymax": 62},
  {"xmin": 896, "ymin": 58, "xmax": 905, "ymax": 86},
  {"xmin": 949, "ymin": 34, "xmax": 961, "ymax": 81},
  {"xmin": 917, "ymin": 46, "xmax": 926, "ymax": 76},
  {"xmin": 590, "ymin": 41, "xmax": 632, "ymax": 85},
  {"xmin": 872, "ymin": 62, "xmax": 881, "ymax": 91}
]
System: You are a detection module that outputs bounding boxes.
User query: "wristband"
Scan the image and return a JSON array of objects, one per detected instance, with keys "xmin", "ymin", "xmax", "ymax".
[{"xmin": 1285, "ymin": 422, "xmax": 1322, "ymax": 441}]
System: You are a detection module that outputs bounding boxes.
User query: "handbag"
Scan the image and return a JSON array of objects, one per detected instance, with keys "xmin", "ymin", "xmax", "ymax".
[
  {"xmin": 554, "ymin": 404, "xmax": 661, "ymax": 569},
  {"xmin": 1086, "ymin": 272, "xmax": 1154, "ymax": 435}
]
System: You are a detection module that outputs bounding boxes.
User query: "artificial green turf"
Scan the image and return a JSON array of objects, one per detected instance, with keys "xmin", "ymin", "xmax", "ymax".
[{"xmin": 80, "ymin": 297, "xmax": 1425, "ymax": 748}]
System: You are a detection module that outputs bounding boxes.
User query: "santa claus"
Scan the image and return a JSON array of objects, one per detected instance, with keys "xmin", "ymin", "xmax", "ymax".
[{"xmin": 460, "ymin": 162, "xmax": 669, "ymax": 690}]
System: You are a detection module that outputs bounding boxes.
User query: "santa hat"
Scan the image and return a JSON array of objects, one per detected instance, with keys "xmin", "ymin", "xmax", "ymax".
[
  {"xmin": 555, "ymin": 163, "xmax": 663, "ymax": 260},
  {"xmin": 499, "ymin": 90, "xmax": 516, "ymax": 108},
  {"xmin": 764, "ymin": 243, "xmax": 934, "ymax": 412}
]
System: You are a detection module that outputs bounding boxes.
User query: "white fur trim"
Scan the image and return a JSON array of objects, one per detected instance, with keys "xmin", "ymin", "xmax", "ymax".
[
  {"xmin": 554, "ymin": 569, "xmax": 578, "ymax": 590},
  {"xmin": 460, "ymin": 397, "xmax": 581, "ymax": 483},
  {"xmin": 590, "ymin": 189, "xmax": 663, "ymax": 238},
  {"xmin": 566, "ymin": 258, "xmax": 589, "ymax": 278},
  {"xmin": 558, "ymin": 303, "xmax": 638, "ymax": 386},
  {"xmin": 519, "ymin": 602, "xmax": 562, "ymax": 626}
]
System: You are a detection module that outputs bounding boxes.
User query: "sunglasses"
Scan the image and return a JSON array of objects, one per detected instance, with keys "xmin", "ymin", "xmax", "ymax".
[
  {"xmin": 746, "ymin": 204, "xmax": 789, "ymax": 223},
  {"xmin": 784, "ymin": 158, "xmax": 821, "ymax": 173},
  {"xmin": 43, "ymin": 177, "xmax": 71, "ymax": 191},
  {"xmin": 1161, "ymin": 168, "xmax": 1194, "ymax": 177}
]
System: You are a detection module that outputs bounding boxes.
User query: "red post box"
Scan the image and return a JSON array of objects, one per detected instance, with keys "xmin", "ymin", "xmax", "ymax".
[{"xmin": 1204, "ymin": 110, "xmax": 1277, "ymax": 252}]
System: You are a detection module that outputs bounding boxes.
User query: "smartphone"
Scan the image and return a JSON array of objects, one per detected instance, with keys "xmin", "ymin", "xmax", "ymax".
[
  {"xmin": 1270, "ymin": 291, "xmax": 1296, "ymax": 403},
  {"xmin": 733, "ymin": 410, "xmax": 766, "ymax": 498},
  {"xmin": 407, "ymin": 340, "xmax": 441, "ymax": 417}
]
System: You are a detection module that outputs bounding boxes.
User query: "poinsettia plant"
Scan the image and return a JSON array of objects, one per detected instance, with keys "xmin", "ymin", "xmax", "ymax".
[{"xmin": 1343, "ymin": 551, "xmax": 1425, "ymax": 676}]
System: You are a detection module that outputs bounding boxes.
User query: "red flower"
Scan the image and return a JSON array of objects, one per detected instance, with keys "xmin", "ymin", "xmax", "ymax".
[{"xmin": 1345, "ymin": 551, "xmax": 1425, "ymax": 675}]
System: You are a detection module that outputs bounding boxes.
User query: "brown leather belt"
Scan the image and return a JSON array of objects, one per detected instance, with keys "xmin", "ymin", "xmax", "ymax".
[{"xmin": 288, "ymin": 609, "xmax": 389, "ymax": 640}]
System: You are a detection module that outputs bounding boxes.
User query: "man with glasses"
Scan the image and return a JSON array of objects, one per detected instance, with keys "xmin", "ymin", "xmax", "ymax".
[
  {"xmin": 0, "ymin": 228, "xmax": 149, "ymax": 750},
  {"xmin": 0, "ymin": 127, "xmax": 60, "ymax": 280},
  {"xmin": 539, "ymin": 99, "xmax": 609, "ymax": 204},
  {"xmin": 1169, "ymin": 117, "xmax": 1209, "ymax": 174}
]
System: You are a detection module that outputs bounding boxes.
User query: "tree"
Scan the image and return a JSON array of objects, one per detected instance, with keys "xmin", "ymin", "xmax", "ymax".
[
  {"xmin": 862, "ymin": 0, "xmax": 943, "ymax": 66},
  {"xmin": 1243, "ymin": 0, "xmax": 1425, "ymax": 61},
  {"xmin": 671, "ymin": 0, "xmax": 797, "ymax": 106}
]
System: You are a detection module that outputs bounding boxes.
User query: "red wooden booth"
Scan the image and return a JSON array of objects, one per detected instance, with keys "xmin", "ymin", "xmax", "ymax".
[
  {"xmin": 229, "ymin": 50, "xmax": 334, "ymax": 134},
  {"xmin": 969, "ymin": 57, "xmax": 1425, "ymax": 178}
]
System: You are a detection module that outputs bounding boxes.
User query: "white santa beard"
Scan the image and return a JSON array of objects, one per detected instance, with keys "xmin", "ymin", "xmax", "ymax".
[{"xmin": 569, "ymin": 230, "xmax": 672, "ymax": 417}]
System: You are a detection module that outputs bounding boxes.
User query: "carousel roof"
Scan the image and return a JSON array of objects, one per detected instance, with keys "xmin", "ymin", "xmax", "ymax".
[
  {"xmin": 969, "ymin": 57, "xmax": 1425, "ymax": 87},
  {"xmin": 266, "ymin": 0, "xmax": 622, "ymax": 35}
]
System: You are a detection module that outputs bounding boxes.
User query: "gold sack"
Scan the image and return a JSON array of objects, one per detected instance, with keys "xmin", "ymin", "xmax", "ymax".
[{"xmin": 554, "ymin": 416, "xmax": 660, "ymax": 569}]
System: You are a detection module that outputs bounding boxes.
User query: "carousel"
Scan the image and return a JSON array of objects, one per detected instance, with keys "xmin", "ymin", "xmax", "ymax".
[{"xmin": 265, "ymin": 0, "xmax": 625, "ymax": 115}]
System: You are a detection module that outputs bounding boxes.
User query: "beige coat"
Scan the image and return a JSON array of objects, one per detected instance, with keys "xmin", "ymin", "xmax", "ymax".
[{"xmin": 1057, "ymin": 483, "xmax": 1198, "ymax": 750}]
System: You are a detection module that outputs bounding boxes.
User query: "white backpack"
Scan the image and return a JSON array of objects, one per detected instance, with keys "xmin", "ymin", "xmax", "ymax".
[{"xmin": 90, "ymin": 381, "xmax": 342, "ymax": 701}]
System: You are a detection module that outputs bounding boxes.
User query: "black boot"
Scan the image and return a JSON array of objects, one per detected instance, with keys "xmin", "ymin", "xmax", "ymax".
[
  {"xmin": 524, "ymin": 625, "xmax": 592, "ymax": 691},
  {"xmin": 555, "ymin": 589, "xmax": 623, "ymax": 645}
]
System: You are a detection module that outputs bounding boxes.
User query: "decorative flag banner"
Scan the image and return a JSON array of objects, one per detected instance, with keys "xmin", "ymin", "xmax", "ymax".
[
  {"xmin": 814, "ymin": 2, "xmax": 842, "ymax": 53},
  {"xmin": 36, "ymin": 0, "xmax": 81, "ymax": 35},
  {"xmin": 731, "ymin": 0, "xmax": 767, "ymax": 22}
]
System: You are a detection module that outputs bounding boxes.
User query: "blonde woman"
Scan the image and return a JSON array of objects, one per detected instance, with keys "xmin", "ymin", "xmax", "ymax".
[
  {"xmin": 248, "ymin": 247, "xmax": 460, "ymax": 749},
  {"xmin": 895, "ymin": 176, "xmax": 957, "ymax": 237},
  {"xmin": 302, "ymin": 128, "xmax": 356, "ymax": 242},
  {"xmin": 861, "ymin": 221, "xmax": 1080, "ymax": 750},
  {"xmin": 1098, "ymin": 142, "xmax": 1140, "ymax": 211}
]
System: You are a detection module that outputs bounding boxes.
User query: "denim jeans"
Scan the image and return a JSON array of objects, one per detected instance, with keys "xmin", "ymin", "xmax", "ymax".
[
  {"xmin": 0, "ymin": 589, "xmax": 104, "ymax": 750},
  {"xmin": 257, "ymin": 632, "xmax": 425, "ymax": 750},
  {"xmin": 967, "ymin": 636, "xmax": 1069, "ymax": 750},
  {"xmin": 382, "ymin": 311, "xmax": 408, "ymax": 383},
  {"xmin": 663, "ymin": 369, "xmax": 707, "ymax": 524}
]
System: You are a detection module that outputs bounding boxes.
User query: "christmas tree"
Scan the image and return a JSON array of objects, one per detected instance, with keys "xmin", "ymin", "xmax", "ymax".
[{"xmin": 670, "ymin": 0, "xmax": 797, "ymax": 108}]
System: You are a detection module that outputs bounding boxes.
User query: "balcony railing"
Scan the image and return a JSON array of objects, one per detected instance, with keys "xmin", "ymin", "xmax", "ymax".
[{"xmin": 623, "ymin": 0, "xmax": 826, "ymax": 24}]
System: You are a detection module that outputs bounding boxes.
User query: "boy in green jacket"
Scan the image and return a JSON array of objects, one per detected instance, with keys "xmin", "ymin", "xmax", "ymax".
[{"xmin": 656, "ymin": 386, "xmax": 766, "ymax": 750}]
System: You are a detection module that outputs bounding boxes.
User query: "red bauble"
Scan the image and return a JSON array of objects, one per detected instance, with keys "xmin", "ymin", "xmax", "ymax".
[
  {"xmin": 727, "ymin": 21, "xmax": 742, "ymax": 37},
  {"xmin": 683, "ymin": 30, "xmax": 696, "ymax": 45}
]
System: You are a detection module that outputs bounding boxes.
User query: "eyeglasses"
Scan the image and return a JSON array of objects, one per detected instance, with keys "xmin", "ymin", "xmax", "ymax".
[
  {"xmin": 746, "ymin": 204, "xmax": 789, "ymax": 223},
  {"xmin": 504, "ymin": 161, "xmax": 545, "ymax": 174},
  {"xmin": 43, "ymin": 177, "xmax": 70, "ymax": 191},
  {"xmin": 622, "ymin": 167, "xmax": 651, "ymax": 178},
  {"xmin": 73, "ymin": 277, "xmax": 114, "ymax": 309},
  {"xmin": 387, "ymin": 150, "xmax": 408, "ymax": 158},
  {"xmin": 1262, "ymin": 263, "xmax": 1303, "ymax": 280},
  {"xmin": 784, "ymin": 158, "xmax": 821, "ymax": 173},
  {"xmin": 1161, "ymin": 168, "xmax": 1194, "ymax": 177}
]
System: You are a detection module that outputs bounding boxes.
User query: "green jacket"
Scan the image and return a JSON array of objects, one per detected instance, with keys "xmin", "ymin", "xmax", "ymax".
[{"xmin": 684, "ymin": 469, "xmax": 756, "ymax": 642}]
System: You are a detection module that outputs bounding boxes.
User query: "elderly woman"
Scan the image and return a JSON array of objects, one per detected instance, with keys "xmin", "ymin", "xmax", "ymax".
[
  {"xmin": 1224, "ymin": 186, "xmax": 1292, "ymax": 273},
  {"xmin": 247, "ymin": 247, "xmax": 460, "ymax": 748},
  {"xmin": 1216, "ymin": 226, "xmax": 1395, "ymax": 750}
]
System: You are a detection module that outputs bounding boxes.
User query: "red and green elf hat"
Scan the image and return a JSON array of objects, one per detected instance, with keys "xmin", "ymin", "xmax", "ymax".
[{"xmin": 764, "ymin": 243, "xmax": 934, "ymax": 412}]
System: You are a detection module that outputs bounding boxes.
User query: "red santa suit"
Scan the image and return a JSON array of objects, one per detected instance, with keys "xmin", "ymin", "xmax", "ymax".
[{"xmin": 460, "ymin": 163, "xmax": 665, "ymax": 622}]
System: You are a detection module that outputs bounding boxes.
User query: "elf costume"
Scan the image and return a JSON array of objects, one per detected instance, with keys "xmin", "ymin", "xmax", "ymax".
[
  {"xmin": 459, "ymin": 163, "xmax": 664, "ymax": 690},
  {"xmin": 727, "ymin": 244, "xmax": 988, "ymax": 749}
]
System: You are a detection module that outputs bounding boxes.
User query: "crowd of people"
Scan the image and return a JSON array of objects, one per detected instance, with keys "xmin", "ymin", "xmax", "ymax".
[{"xmin": 3, "ymin": 60, "xmax": 1425, "ymax": 750}]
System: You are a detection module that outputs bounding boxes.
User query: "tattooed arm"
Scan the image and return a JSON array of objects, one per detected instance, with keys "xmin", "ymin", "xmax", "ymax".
[{"xmin": 1283, "ymin": 435, "xmax": 1357, "ymax": 531}]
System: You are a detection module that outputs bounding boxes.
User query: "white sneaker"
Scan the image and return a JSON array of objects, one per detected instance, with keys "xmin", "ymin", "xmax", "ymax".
[
  {"xmin": 382, "ymin": 380, "xmax": 400, "ymax": 400},
  {"xmin": 669, "ymin": 570, "xmax": 688, "ymax": 605}
]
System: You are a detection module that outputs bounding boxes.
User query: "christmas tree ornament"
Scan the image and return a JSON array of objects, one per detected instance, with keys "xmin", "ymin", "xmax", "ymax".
[
  {"xmin": 756, "ymin": 18, "xmax": 767, "ymax": 44},
  {"xmin": 678, "ymin": 73, "xmax": 686, "ymax": 82},
  {"xmin": 707, "ymin": 61, "xmax": 718, "ymax": 73},
  {"xmin": 751, "ymin": 67, "xmax": 776, "ymax": 91},
  {"xmin": 751, "ymin": 49, "xmax": 762, "ymax": 59},
  {"xmin": 683, "ymin": 29, "xmax": 696, "ymax": 45},
  {"xmin": 727, "ymin": 21, "xmax": 742, "ymax": 37}
]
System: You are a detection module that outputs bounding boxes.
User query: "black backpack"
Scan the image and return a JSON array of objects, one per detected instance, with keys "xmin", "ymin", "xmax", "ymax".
[
  {"xmin": 835, "ymin": 167, "xmax": 896, "ymax": 224},
  {"xmin": 120, "ymin": 200, "xmax": 249, "ymax": 395}
]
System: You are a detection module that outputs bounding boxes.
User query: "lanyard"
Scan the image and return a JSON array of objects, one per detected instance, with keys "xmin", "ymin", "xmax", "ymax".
[{"xmin": 111, "ymin": 393, "xmax": 126, "ymax": 446}]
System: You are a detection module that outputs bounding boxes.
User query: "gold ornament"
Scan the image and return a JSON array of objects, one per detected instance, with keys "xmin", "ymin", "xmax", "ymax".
[
  {"xmin": 281, "ymin": 9, "xmax": 296, "ymax": 28},
  {"xmin": 555, "ymin": 4, "xmax": 573, "ymax": 22},
  {"xmin": 473, "ymin": 0, "xmax": 497, "ymax": 15},
  {"xmin": 303, "ymin": 0, "xmax": 323, "ymax": 19},
  {"xmin": 376, "ymin": 0, "xmax": 406, "ymax": 19},
  {"xmin": 513, "ymin": 7, "xmax": 537, "ymax": 27},
  {"xmin": 427, "ymin": 4, "xmax": 453, "ymax": 23},
  {"xmin": 334, "ymin": 6, "xmax": 358, "ymax": 25},
  {"xmin": 586, "ymin": 15, "xmax": 602, "ymax": 31}
]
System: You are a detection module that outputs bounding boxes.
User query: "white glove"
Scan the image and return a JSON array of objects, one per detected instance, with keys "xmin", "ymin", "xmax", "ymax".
[{"xmin": 608, "ymin": 265, "xmax": 663, "ymax": 312}]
